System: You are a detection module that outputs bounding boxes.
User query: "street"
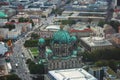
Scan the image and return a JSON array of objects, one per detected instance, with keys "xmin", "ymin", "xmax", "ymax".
[
  {"xmin": 10, "ymin": 38, "xmax": 32, "ymax": 80},
  {"xmin": 8, "ymin": 19, "xmax": 44, "ymax": 79}
]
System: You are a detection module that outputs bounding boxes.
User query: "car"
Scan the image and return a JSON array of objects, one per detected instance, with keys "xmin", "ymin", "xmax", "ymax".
[{"xmin": 15, "ymin": 63, "xmax": 18, "ymax": 68}]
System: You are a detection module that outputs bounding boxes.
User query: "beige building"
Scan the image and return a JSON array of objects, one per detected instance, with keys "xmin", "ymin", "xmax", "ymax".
[{"xmin": 80, "ymin": 37, "xmax": 113, "ymax": 52}]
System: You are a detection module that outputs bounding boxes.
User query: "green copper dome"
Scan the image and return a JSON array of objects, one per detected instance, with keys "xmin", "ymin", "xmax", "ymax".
[
  {"xmin": 0, "ymin": 11, "xmax": 8, "ymax": 18},
  {"xmin": 53, "ymin": 29, "xmax": 71, "ymax": 44},
  {"xmin": 39, "ymin": 38, "xmax": 45, "ymax": 44},
  {"xmin": 70, "ymin": 36, "xmax": 77, "ymax": 42},
  {"xmin": 46, "ymin": 49, "xmax": 52, "ymax": 54}
]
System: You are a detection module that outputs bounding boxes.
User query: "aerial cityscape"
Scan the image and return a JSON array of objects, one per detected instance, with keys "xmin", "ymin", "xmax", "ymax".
[{"xmin": 0, "ymin": 0, "xmax": 120, "ymax": 80}]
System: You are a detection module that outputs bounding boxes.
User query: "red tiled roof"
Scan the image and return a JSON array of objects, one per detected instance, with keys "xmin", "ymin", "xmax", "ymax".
[
  {"xmin": 114, "ymin": 9, "xmax": 120, "ymax": 12},
  {"xmin": 69, "ymin": 28, "xmax": 93, "ymax": 33}
]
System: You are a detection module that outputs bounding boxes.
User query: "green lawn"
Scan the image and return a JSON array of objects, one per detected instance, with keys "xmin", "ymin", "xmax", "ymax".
[{"xmin": 29, "ymin": 47, "xmax": 39, "ymax": 56}]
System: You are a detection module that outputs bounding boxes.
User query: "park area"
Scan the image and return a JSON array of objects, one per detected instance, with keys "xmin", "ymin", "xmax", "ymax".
[{"xmin": 29, "ymin": 47, "xmax": 39, "ymax": 56}]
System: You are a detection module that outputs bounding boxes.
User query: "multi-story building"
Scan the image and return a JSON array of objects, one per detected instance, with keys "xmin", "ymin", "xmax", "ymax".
[
  {"xmin": 1, "ymin": 22, "xmax": 32, "ymax": 39},
  {"xmin": 113, "ymin": 0, "xmax": 120, "ymax": 7},
  {"xmin": 48, "ymin": 68, "xmax": 97, "ymax": 80},
  {"xmin": 7, "ymin": 30, "xmax": 20, "ymax": 40},
  {"xmin": 89, "ymin": 67, "xmax": 104, "ymax": 80},
  {"xmin": 80, "ymin": 36, "xmax": 113, "ymax": 52},
  {"xmin": 89, "ymin": 67, "xmax": 120, "ymax": 80},
  {"xmin": 69, "ymin": 22, "xmax": 93, "ymax": 37}
]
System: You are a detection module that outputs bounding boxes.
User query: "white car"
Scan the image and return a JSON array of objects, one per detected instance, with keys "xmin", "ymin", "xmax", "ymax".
[{"xmin": 15, "ymin": 63, "xmax": 18, "ymax": 67}]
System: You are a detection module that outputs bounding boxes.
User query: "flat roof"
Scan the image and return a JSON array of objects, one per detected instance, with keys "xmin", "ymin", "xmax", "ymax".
[
  {"xmin": 80, "ymin": 37, "xmax": 112, "ymax": 47},
  {"xmin": 48, "ymin": 68, "xmax": 97, "ymax": 80}
]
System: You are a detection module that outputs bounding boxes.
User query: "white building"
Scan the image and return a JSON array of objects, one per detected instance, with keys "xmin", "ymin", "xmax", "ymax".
[
  {"xmin": 0, "ymin": 42, "xmax": 8, "ymax": 56},
  {"xmin": 48, "ymin": 68, "xmax": 97, "ymax": 80},
  {"xmin": 0, "ymin": 28, "xmax": 9, "ymax": 39},
  {"xmin": 45, "ymin": 25, "xmax": 60, "ymax": 31}
]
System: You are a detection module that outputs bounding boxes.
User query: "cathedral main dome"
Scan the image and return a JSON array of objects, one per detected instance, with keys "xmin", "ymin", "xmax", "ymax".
[{"xmin": 52, "ymin": 29, "xmax": 71, "ymax": 44}]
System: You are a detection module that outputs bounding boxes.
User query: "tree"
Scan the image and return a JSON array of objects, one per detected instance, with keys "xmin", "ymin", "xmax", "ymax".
[
  {"xmin": 97, "ymin": 20, "xmax": 107, "ymax": 27},
  {"xmin": 26, "ymin": 59, "xmax": 32, "ymax": 64},
  {"xmin": 95, "ymin": 60, "xmax": 108, "ymax": 67},
  {"xmin": 82, "ymin": 48, "xmax": 120, "ymax": 62},
  {"xmin": 31, "ymin": 33, "xmax": 39, "ymax": 39},
  {"xmin": 0, "ymin": 74, "xmax": 21, "ymax": 80},
  {"xmin": 18, "ymin": 17, "xmax": 34, "ymax": 27},
  {"xmin": 27, "ymin": 60, "xmax": 45, "ymax": 74},
  {"xmin": 3, "ymin": 24, "xmax": 15, "ymax": 31},
  {"xmin": 18, "ymin": 17, "xmax": 25, "ymax": 22},
  {"xmin": 10, "ymin": 20, "xmax": 15, "ymax": 23},
  {"xmin": 24, "ymin": 40, "xmax": 38, "ymax": 47},
  {"xmin": 45, "ymin": 38, "xmax": 51, "ymax": 46},
  {"xmin": 57, "ymin": 20, "xmax": 76, "ymax": 25},
  {"xmin": 108, "ymin": 60, "xmax": 117, "ymax": 71},
  {"xmin": 51, "ymin": 8, "xmax": 63, "ymax": 15}
]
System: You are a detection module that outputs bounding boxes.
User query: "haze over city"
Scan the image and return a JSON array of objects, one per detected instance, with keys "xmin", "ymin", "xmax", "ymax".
[{"xmin": 0, "ymin": 0, "xmax": 120, "ymax": 80}]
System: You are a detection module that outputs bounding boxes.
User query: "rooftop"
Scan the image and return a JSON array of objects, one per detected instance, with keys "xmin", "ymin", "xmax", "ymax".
[
  {"xmin": 70, "ymin": 22, "xmax": 92, "ymax": 33},
  {"xmin": 80, "ymin": 37, "xmax": 112, "ymax": 47},
  {"xmin": 48, "ymin": 68, "xmax": 97, "ymax": 80},
  {"xmin": 45, "ymin": 25, "xmax": 60, "ymax": 31}
]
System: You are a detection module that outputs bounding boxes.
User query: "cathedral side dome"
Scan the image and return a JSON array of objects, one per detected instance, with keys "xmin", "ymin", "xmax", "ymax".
[
  {"xmin": 70, "ymin": 36, "xmax": 77, "ymax": 42},
  {"xmin": 39, "ymin": 38, "xmax": 45, "ymax": 44},
  {"xmin": 0, "ymin": 11, "xmax": 8, "ymax": 18}
]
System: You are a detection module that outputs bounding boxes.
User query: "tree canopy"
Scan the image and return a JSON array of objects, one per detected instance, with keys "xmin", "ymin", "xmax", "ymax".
[
  {"xmin": 81, "ymin": 48, "xmax": 120, "ymax": 62},
  {"xmin": 24, "ymin": 40, "xmax": 38, "ymax": 47},
  {"xmin": 18, "ymin": 17, "xmax": 34, "ymax": 26},
  {"xmin": 81, "ymin": 48, "xmax": 120, "ymax": 71},
  {"xmin": 0, "ymin": 74, "xmax": 21, "ymax": 80},
  {"xmin": 27, "ymin": 59, "xmax": 45, "ymax": 74},
  {"xmin": 3, "ymin": 24, "xmax": 15, "ymax": 31},
  {"xmin": 31, "ymin": 33, "xmax": 39, "ymax": 39}
]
